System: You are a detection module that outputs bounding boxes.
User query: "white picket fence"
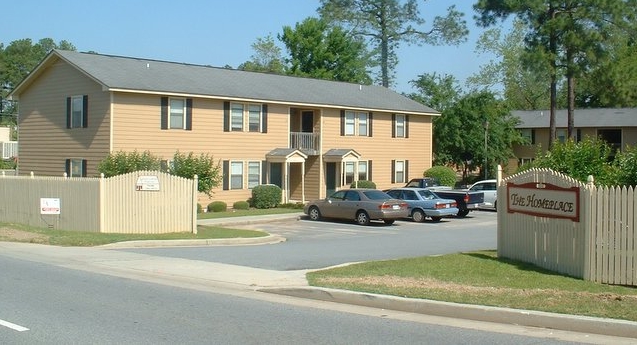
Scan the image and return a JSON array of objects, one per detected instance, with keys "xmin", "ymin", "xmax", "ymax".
[{"xmin": 498, "ymin": 167, "xmax": 637, "ymax": 286}]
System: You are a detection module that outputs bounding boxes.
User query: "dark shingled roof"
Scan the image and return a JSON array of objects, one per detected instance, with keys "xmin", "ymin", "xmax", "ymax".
[
  {"xmin": 34, "ymin": 50, "xmax": 438, "ymax": 115},
  {"xmin": 513, "ymin": 109, "xmax": 637, "ymax": 128}
]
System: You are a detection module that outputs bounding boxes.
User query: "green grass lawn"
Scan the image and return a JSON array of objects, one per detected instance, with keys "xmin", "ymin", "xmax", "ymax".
[{"xmin": 307, "ymin": 250, "xmax": 637, "ymax": 322}]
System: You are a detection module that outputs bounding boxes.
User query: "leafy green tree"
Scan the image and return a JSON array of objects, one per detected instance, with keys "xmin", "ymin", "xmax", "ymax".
[
  {"xmin": 97, "ymin": 150, "xmax": 161, "ymax": 177},
  {"xmin": 424, "ymin": 166, "xmax": 457, "ymax": 187},
  {"xmin": 170, "ymin": 151, "xmax": 221, "ymax": 197},
  {"xmin": 612, "ymin": 145, "xmax": 637, "ymax": 186},
  {"xmin": 530, "ymin": 137, "xmax": 617, "ymax": 186},
  {"xmin": 408, "ymin": 72, "xmax": 460, "ymax": 113},
  {"xmin": 237, "ymin": 34, "xmax": 286, "ymax": 74},
  {"xmin": 280, "ymin": 17, "xmax": 371, "ymax": 84},
  {"xmin": 318, "ymin": 0, "xmax": 468, "ymax": 87},
  {"xmin": 432, "ymin": 91, "xmax": 523, "ymax": 181}
]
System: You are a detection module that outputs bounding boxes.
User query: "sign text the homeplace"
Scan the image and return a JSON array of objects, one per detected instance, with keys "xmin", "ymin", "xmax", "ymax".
[{"xmin": 507, "ymin": 182, "xmax": 580, "ymax": 222}]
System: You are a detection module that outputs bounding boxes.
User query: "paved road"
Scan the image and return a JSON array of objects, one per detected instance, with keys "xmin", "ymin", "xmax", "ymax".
[{"xmin": 120, "ymin": 211, "xmax": 497, "ymax": 270}]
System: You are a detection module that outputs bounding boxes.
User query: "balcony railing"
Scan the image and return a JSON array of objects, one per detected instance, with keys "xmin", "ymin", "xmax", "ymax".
[
  {"xmin": 290, "ymin": 132, "xmax": 319, "ymax": 155},
  {"xmin": 1, "ymin": 141, "xmax": 17, "ymax": 159}
]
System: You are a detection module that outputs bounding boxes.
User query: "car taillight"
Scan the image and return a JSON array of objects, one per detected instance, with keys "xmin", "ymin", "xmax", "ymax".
[
  {"xmin": 379, "ymin": 203, "xmax": 392, "ymax": 209},
  {"xmin": 463, "ymin": 194, "xmax": 469, "ymax": 203},
  {"xmin": 451, "ymin": 202, "xmax": 457, "ymax": 207}
]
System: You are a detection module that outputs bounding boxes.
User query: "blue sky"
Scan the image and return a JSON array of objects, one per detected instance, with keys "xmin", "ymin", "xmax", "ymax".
[{"xmin": 2, "ymin": 0, "xmax": 497, "ymax": 94}]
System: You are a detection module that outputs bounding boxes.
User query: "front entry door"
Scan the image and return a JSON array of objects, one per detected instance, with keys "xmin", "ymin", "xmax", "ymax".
[
  {"xmin": 325, "ymin": 162, "xmax": 336, "ymax": 197},
  {"xmin": 301, "ymin": 111, "xmax": 314, "ymax": 133},
  {"xmin": 270, "ymin": 163, "xmax": 282, "ymax": 188}
]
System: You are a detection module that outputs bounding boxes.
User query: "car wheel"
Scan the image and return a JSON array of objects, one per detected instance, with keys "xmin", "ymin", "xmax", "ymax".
[
  {"xmin": 308, "ymin": 206, "xmax": 321, "ymax": 221},
  {"xmin": 457, "ymin": 209, "xmax": 469, "ymax": 218},
  {"xmin": 383, "ymin": 219, "xmax": 395, "ymax": 225},
  {"xmin": 412, "ymin": 209, "xmax": 426, "ymax": 223},
  {"xmin": 356, "ymin": 211, "xmax": 370, "ymax": 225},
  {"xmin": 430, "ymin": 216, "xmax": 442, "ymax": 222}
]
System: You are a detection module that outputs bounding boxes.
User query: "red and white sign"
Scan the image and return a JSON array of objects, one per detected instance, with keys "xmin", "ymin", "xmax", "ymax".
[
  {"xmin": 40, "ymin": 198, "xmax": 61, "ymax": 215},
  {"xmin": 507, "ymin": 182, "xmax": 580, "ymax": 222}
]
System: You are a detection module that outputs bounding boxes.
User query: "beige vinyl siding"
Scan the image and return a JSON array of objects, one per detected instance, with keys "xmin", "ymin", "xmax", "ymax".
[
  {"xmin": 320, "ymin": 108, "xmax": 432, "ymax": 191},
  {"xmin": 17, "ymin": 60, "xmax": 111, "ymax": 176},
  {"xmin": 112, "ymin": 93, "xmax": 290, "ymax": 204}
]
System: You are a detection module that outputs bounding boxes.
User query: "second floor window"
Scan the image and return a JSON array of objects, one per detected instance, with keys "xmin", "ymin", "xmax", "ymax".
[
  {"xmin": 520, "ymin": 129, "xmax": 535, "ymax": 144},
  {"xmin": 170, "ymin": 99, "xmax": 185, "ymax": 129},
  {"xmin": 342, "ymin": 110, "xmax": 371, "ymax": 136},
  {"xmin": 160, "ymin": 97, "xmax": 192, "ymax": 130},
  {"xmin": 224, "ymin": 102, "xmax": 268, "ymax": 133},
  {"xmin": 67, "ymin": 95, "xmax": 88, "ymax": 129},
  {"xmin": 392, "ymin": 114, "xmax": 408, "ymax": 138}
]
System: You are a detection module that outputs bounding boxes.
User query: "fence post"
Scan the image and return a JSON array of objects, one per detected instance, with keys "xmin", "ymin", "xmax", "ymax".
[
  {"xmin": 583, "ymin": 175, "xmax": 595, "ymax": 281},
  {"xmin": 99, "ymin": 173, "xmax": 105, "ymax": 233},
  {"xmin": 192, "ymin": 174, "xmax": 198, "ymax": 234}
]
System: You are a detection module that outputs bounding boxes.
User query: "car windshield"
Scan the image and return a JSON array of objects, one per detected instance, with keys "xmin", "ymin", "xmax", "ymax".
[
  {"xmin": 363, "ymin": 190, "xmax": 391, "ymax": 200},
  {"xmin": 417, "ymin": 189, "xmax": 435, "ymax": 199}
]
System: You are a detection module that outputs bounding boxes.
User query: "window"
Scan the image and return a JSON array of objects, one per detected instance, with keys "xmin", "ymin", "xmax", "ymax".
[
  {"xmin": 224, "ymin": 102, "xmax": 267, "ymax": 133},
  {"xmin": 170, "ymin": 99, "xmax": 185, "ymax": 129},
  {"xmin": 344, "ymin": 162, "xmax": 355, "ymax": 185},
  {"xmin": 247, "ymin": 161, "xmax": 261, "ymax": 189},
  {"xmin": 231, "ymin": 103, "xmax": 244, "ymax": 131},
  {"xmin": 518, "ymin": 158, "xmax": 534, "ymax": 167},
  {"xmin": 394, "ymin": 160, "xmax": 406, "ymax": 184},
  {"xmin": 230, "ymin": 161, "xmax": 243, "ymax": 189},
  {"xmin": 65, "ymin": 158, "xmax": 86, "ymax": 177},
  {"xmin": 160, "ymin": 97, "xmax": 192, "ymax": 130},
  {"xmin": 67, "ymin": 95, "xmax": 87, "ymax": 128},
  {"xmin": 358, "ymin": 161, "xmax": 368, "ymax": 181},
  {"xmin": 557, "ymin": 129, "xmax": 567, "ymax": 143},
  {"xmin": 520, "ymin": 129, "xmax": 535, "ymax": 144},
  {"xmin": 342, "ymin": 110, "xmax": 371, "ymax": 136},
  {"xmin": 394, "ymin": 114, "xmax": 406, "ymax": 138}
]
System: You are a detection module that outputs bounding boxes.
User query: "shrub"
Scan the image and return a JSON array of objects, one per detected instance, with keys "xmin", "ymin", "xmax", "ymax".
[
  {"xmin": 614, "ymin": 145, "xmax": 637, "ymax": 186},
  {"xmin": 170, "ymin": 151, "xmax": 222, "ymax": 197},
  {"xmin": 424, "ymin": 166, "xmax": 457, "ymax": 187},
  {"xmin": 207, "ymin": 201, "xmax": 227, "ymax": 212},
  {"xmin": 349, "ymin": 180, "xmax": 376, "ymax": 188},
  {"xmin": 97, "ymin": 150, "xmax": 161, "ymax": 177},
  {"xmin": 251, "ymin": 184, "xmax": 282, "ymax": 209},
  {"xmin": 233, "ymin": 200, "xmax": 250, "ymax": 210},
  {"xmin": 196, "ymin": 203, "xmax": 203, "ymax": 213},
  {"xmin": 279, "ymin": 202, "xmax": 305, "ymax": 209}
]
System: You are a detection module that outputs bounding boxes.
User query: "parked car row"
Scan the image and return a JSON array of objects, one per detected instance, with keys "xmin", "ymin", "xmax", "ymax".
[{"xmin": 303, "ymin": 188, "xmax": 460, "ymax": 226}]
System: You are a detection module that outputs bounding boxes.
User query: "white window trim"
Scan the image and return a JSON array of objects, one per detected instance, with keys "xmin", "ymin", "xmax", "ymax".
[
  {"xmin": 394, "ymin": 160, "xmax": 405, "ymax": 184},
  {"xmin": 395, "ymin": 114, "xmax": 406, "ymax": 138},
  {"xmin": 247, "ymin": 161, "xmax": 261, "ymax": 189},
  {"xmin": 344, "ymin": 110, "xmax": 369, "ymax": 136},
  {"xmin": 231, "ymin": 102, "xmax": 264, "ymax": 132},
  {"xmin": 69, "ymin": 158, "xmax": 84, "ymax": 177},
  {"xmin": 230, "ymin": 161, "xmax": 244, "ymax": 190},
  {"xmin": 357, "ymin": 161, "xmax": 368, "ymax": 181}
]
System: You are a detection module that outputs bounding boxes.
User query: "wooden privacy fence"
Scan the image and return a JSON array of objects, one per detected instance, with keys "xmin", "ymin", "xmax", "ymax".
[
  {"xmin": 0, "ymin": 171, "xmax": 198, "ymax": 234},
  {"xmin": 498, "ymin": 167, "xmax": 637, "ymax": 286}
]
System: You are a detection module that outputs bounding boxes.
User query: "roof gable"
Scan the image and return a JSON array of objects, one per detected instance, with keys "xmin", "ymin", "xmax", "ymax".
[{"xmin": 12, "ymin": 50, "xmax": 439, "ymax": 116}]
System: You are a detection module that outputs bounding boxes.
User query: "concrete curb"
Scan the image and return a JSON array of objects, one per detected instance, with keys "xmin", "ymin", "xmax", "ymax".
[
  {"xmin": 260, "ymin": 287, "xmax": 637, "ymax": 339},
  {"xmin": 99, "ymin": 234, "xmax": 286, "ymax": 249}
]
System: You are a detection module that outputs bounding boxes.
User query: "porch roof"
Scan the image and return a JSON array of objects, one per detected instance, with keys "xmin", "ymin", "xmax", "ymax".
[{"xmin": 323, "ymin": 149, "xmax": 361, "ymax": 162}]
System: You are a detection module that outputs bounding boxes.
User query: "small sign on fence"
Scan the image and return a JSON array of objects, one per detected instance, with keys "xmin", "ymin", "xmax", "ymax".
[
  {"xmin": 507, "ymin": 182, "xmax": 580, "ymax": 222},
  {"xmin": 40, "ymin": 198, "xmax": 61, "ymax": 215},
  {"xmin": 135, "ymin": 175, "xmax": 160, "ymax": 191}
]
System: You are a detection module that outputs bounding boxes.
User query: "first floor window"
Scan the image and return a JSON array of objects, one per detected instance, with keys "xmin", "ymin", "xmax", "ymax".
[
  {"xmin": 247, "ymin": 161, "xmax": 261, "ymax": 188},
  {"xmin": 394, "ymin": 160, "xmax": 405, "ymax": 184},
  {"xmin": 557, "ymin": 129, "xmax": 567, "ymax": 143},
  {"xmin": 170, "ymin": 98, "xmax": 185, "ymax": 129},
  {"xmin": 518, "ymin": 158, "xmax": 534, "ymax": 167},
  {"xmin": 344, "ymin": 162, "xmax": 355, "ymax": 185},
  {"xmin": 520, "ymin": 129, "xmax": 535, "ymax": 144},
  {"xmin": 66, "ymin": 158, "xmax": 86, "ymax": 177},
  {"xmin": 358, "ymin": 161, "xmax": 368, "ymax": 181},
  {"xmin": 230, "ymin": 161, "xmax": 243, "ymax": 189}
]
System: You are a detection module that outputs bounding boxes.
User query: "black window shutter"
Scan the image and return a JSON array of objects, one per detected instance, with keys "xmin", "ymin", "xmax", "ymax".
[
  {"xmin": 66, "ymin": 97, "xmax": 71, "ymax": 128},
  {"xmin": 223, "ymin": 101, "xmax": 230, "ymax": 132},
  {"xmin": 82, "ymin": 95, "xmax": 88, "ymax": 128},
  {"xmin": 340, "ymin": 110, "xmax": 345, "ymax": 136},
  {"xmin": 262, "ymin": 104, "xmax": 268, "ymax": 133},
  {"xmin": 367, "ymin": 160, "xmax": 373, "ymax": 181},
  {"xmin": 222, "ymin": 160, "xmax": 229, "ymax": 190},
  {"xmin": 261, "ymin": 160, "xmax": 267, "ymax": 184},
  {"xmin": 65, "ymin": 159, "xmax": 71, "ymax": 176},
  {"xmin": 391, "ymin": 160, "xmax": 396, "ymax": 183},
  {"xmin": 185, "ymin": 98, "xmax": 193, "ymax": 130},
  {"xmin": 368, "ymin": 113, "xmax": 373, "ymax": 137},
  {"xmin": 82, "ymin": 159, "xmax": 88, "ymax": 177},
  {"xmin": 391, "ymin": 114, "xmax": 396, "ymax": 138},
  {"xmin": 160, "ymin": 97, "xmax": 168, "ymax": 130},
  {"xmin": 405, "ymin": 115, "xmax": 409, "ymax": 138},
  {"xmin": 405, "ymin": 160, "xmax": 409, "ymax": 182}
]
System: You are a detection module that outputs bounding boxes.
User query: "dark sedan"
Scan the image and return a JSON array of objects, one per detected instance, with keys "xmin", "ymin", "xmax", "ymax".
[{"xmin": 303, "ymin": 189, "xmax": 409, "ymax": 225}]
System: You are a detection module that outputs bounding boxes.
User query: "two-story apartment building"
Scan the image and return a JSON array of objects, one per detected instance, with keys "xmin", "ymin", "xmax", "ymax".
[
  {"xmin": 9, "ymin": 50, "xmax": 439, "ymax": 204},
  {"xmin": 511, "ymin": 108, "xmax": 637, "ymax": 170}
]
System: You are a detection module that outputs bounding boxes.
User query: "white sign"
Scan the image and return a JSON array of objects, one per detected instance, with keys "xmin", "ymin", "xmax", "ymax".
[
  {"xmin": 507, "ymin": 182, "xmax": 580, "ymax": 222},
  {"xmin": 135, "ymin": 175, "xmax": 160, "ymax": 191},
  {"xmin": 40, "ymin": 198, "xmax": 61, "ymax": 215}
]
